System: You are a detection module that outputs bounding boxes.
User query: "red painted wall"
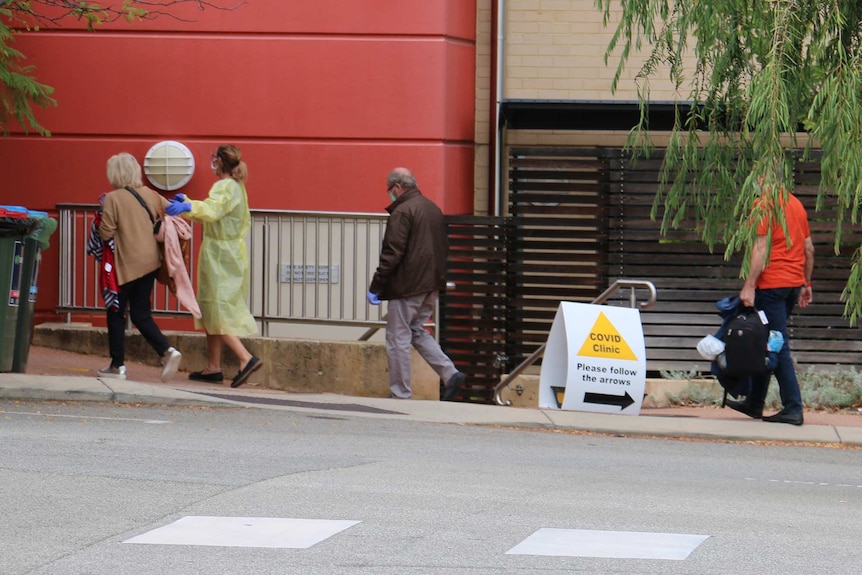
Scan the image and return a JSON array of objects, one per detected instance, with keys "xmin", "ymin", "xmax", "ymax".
[{"xmin": 0, "ymin": 0, "xmax": 477, "ymax": 323}]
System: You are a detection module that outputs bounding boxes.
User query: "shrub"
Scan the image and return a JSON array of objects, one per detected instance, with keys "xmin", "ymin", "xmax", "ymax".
[{"xmin": 661, "ymin": 367, "xmax": 862, "ymax": 411}]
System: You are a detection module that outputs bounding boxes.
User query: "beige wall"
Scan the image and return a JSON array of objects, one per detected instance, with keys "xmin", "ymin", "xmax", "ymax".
[
  {"xmin": 474, "ymin": 1, "xmax": 681, "ymax": 214},
  {"xmin": 474, "ymin": 0, "xmax": 493, "ymax": 215},
  {"xmin": 505, "ymin": 0, "xmax": 677, "ymax": 101}
]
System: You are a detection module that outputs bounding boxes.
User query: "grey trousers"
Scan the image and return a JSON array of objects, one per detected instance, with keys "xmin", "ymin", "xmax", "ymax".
[{"xmin": 386, "ymin": 291, "xmax": 458, "ymax": 398}]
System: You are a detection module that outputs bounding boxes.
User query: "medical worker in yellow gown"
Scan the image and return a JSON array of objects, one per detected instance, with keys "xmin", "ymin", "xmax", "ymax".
[{"xmin": 165, "ymin": 144, "xmax": 262, "ymax": 388}]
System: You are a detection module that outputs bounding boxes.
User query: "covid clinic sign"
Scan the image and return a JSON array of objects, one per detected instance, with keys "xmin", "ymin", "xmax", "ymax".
[{"xmin": 539, "ymin": 302, "xmax": 646, "ymax": 415}]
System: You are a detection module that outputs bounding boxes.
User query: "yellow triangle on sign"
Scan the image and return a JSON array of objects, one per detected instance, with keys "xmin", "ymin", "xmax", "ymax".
[{"xmin": 578, "ymin": 312, "xmax": 638, "ymax": 360}]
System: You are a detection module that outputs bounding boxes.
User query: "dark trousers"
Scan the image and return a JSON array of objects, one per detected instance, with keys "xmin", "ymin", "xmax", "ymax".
[
  {"xmin": 107, "ymin": 270, "xmax": 170, "ymax": 367},
  {"xmin": 748, "ymin": 286, "xmax": 803, "ymax": 413}
]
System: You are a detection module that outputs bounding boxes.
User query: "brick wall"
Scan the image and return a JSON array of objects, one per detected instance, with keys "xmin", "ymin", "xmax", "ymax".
[
  {"xmin": 505, "ymin": 0, "xmax": 680, "ymax": 101},
  {"xmin": 474, "ymin": 0, "xmax": 493, "ymax": 215}
]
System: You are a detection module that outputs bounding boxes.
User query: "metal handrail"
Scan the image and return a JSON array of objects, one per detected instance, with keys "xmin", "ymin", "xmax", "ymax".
[{"xmin": 493, "ymin": 279, "xmax": 657, "ymax": 406}]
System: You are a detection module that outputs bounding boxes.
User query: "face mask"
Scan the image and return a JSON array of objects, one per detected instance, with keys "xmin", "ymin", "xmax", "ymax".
[{"xmin": 388, "ymin": 191, "xmax": 397, "ymax": 202}]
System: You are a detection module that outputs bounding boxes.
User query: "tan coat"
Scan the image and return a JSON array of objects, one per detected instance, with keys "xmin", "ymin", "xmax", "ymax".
[{"xmin": 99, "ymin": 186, "xmax": 168, "ymax": 285}]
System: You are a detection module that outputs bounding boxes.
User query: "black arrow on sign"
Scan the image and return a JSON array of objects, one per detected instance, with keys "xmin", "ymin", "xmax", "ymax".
[{"xmin": 583, "ymin": 391, "xmax": 635, "ymax": 409}]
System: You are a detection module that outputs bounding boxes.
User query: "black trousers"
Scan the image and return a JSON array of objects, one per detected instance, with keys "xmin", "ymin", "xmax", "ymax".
[{"xmin": 107, "ymin": 270, "xmax": 170, "ymax": 367}]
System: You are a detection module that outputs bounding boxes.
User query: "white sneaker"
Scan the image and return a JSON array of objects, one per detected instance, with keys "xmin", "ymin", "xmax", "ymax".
[
  {"xmin": 160, "ymin": 347, "xmax": 182, "ymax": 382},
  {"xmin": 98, "ymin": 365, "xmax": 126, "ymax": 380}
]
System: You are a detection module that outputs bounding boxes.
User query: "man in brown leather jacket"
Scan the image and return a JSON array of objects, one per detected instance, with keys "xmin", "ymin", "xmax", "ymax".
[{"xmin": 368, "ymin": 167, "xmax": 466, "ymax": 401}]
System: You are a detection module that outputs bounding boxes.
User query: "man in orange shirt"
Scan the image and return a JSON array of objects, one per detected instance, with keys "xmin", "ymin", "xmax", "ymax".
[{"xmin": 726, "ymin": 183, "xmax": 814, "ymax": 425}]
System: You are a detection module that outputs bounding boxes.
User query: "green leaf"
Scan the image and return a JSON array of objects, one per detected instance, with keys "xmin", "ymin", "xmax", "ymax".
[{"xmin": 599, "ymin": 0, "xmax": 862, "ymax": 320}]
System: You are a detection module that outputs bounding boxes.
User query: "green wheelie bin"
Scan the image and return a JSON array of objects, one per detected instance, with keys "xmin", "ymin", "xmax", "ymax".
[
  {"xmin": 0, "ymin": 206, "xmax": 37, "ymax": 372},
  {"xmin": 12, "ymin": 210, "xmax": 58, "ymax": 372}
]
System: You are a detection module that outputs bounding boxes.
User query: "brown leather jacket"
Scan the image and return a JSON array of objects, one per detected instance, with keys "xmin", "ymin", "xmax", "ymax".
[{"xmin": 369, "ymin": 188, "xmax": 448, "ymax": 300}]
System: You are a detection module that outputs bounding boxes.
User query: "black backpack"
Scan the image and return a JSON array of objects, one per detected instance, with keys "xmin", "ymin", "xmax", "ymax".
[{"xmin": 722, "ymin": 309, "xmax": 769, "ymax": 377}]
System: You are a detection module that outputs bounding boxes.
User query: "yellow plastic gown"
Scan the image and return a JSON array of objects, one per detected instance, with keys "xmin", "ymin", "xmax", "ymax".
[{"xmin": 186, "ymin": 178, "xmax": 258, "ymax": 336}]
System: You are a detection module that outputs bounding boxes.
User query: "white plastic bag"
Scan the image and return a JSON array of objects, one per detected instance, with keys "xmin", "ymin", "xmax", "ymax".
[{"xmin": 696, "ymin": 334, "xmax": 725, "ymax": 360}]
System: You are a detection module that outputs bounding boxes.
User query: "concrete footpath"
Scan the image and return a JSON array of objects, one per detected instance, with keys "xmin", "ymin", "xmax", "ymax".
[{"xmin": 2, "ymin": 346, "xmax": 862, "ymax": 447}]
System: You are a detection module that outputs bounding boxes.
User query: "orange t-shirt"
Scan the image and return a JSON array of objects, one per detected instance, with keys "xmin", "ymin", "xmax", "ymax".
[{"xmin": 755, "ymin": 193, "xmax": 810, "ymax": 289}]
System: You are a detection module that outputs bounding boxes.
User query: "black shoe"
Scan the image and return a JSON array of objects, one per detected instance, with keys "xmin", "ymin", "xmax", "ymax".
[
  {"xmin": 724, "ymin": 398, "xmax": 763, "ymax": 419},
  {"xmin": 189, "ymin": 370, "xmax": 224, "ymax": 383},
  {"xmin": 442, "ymin": 372, "xmax": 466, "ymax": 401},
  {"xmin": 231, "ymin": 356, "xmax": 262, "ymax": 388},
  {"xmin": 763, "ymin": 410, "xmax": 804, "ymax": 426}
]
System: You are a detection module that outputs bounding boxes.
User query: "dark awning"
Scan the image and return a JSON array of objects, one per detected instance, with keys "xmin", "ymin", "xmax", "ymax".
[{"xmin": 501, "ymin": 100, "xmax": 690, "ymax": 131}]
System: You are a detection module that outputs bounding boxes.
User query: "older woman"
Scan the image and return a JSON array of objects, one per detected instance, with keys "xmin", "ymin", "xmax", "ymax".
[
  {"xmin": 166, "ymin": 144, "xmax": 261, "ymax": 388},
  {"xmin": 98, "ymin": 152, "xmax": 182, "ymax": 381}
]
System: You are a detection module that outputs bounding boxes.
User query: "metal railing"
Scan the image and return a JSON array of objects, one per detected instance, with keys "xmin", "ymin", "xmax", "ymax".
[
  {"xmin": 57, "ymin": 204, "xmax": 396, "ymax": 337},
  {"xmin": 493, "ymin": 279, "xmax": 657, "ymax": 406}
]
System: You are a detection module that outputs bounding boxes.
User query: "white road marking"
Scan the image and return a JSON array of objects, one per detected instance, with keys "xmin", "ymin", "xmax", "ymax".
[
  {"xmin": 0, "ymin": 410, "xmax": 170, "ymax": 424},
  {"xmin": 746, "ymin": 477, "xmax": 862, "ymax": 488},
  {"xmin": 506, "ymin": 528, "xmax": 709, "ymax": 560},
  {"xmin": 124, "ymin": 516, "xmax": 361, "ymax": 548}
]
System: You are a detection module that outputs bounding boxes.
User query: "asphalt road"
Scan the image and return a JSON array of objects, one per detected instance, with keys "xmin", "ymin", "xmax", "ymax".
[{"xmin": 2, "ymin": 400, "xmax": 860, "ymax": 575}]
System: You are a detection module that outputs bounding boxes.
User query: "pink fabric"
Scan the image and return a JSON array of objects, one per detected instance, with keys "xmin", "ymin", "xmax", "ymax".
[{"xmin": 157, "ymin": 215, "xmax": 201, "ymax": 318}]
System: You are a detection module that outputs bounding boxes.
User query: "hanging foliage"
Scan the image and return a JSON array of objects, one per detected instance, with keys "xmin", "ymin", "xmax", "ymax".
[
  {"xmin": 597, "ymin": 0, "xmax": 862, "ymax": 322},
  {"xmin": 0, "ymin": 5, "xmax": 55, "ymax": 135}
]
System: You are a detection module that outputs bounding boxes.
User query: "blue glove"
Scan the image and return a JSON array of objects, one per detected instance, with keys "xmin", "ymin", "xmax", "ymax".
[
  {"xmin": 165, "ymin": 199, "xmax": 191, "ymax": 216},
  {"xmin": 367, "ymin": 291, "xmax": 381, "ymax": 305},
  {"xmin": 767, "ymin": 330, "xmax": 784, "ymax": 353},
  {"xmin": 173, "ymin": 193, "xmax": 187, "ymax": 203}
]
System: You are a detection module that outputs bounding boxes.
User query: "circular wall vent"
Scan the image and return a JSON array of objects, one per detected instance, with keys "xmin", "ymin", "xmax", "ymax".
[{"xmin": 144, "ymin": 140, "xmax": 195, "ymax": 191}]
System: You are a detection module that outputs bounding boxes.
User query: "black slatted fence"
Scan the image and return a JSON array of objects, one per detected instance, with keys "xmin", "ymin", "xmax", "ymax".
[{"xmin": 440, "ymin": 147, "xmax": 862, "ymax": 404}]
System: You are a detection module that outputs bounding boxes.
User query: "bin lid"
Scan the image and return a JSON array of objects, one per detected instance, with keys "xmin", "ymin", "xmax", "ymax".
[
  {"xmin": 0, "ymin": 208, "xmax": 57, "ymax": 247},
  {"xmin": 0, "ymin": 206, "xmax": 30, "ymax": 219}
]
